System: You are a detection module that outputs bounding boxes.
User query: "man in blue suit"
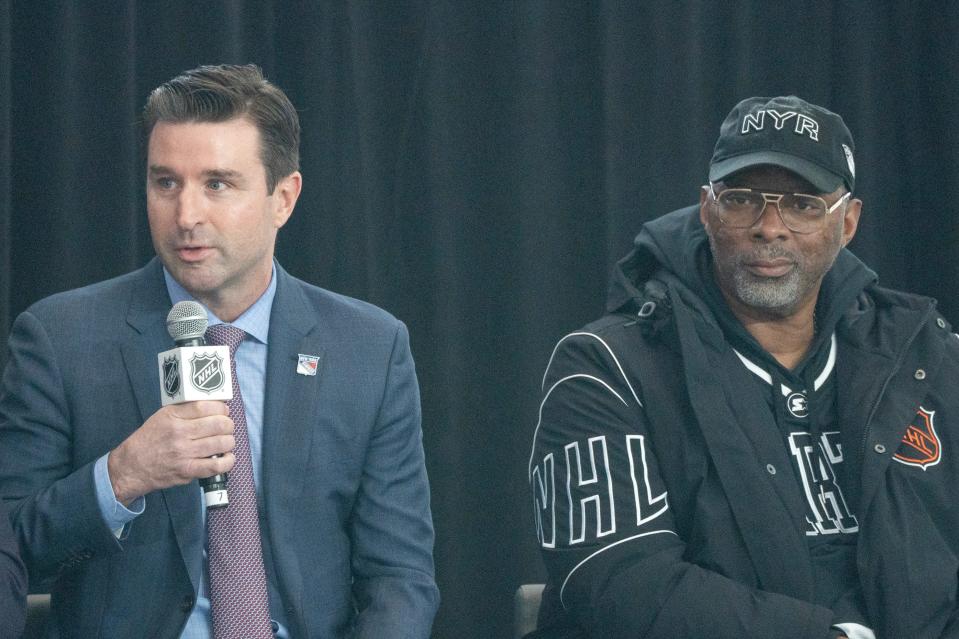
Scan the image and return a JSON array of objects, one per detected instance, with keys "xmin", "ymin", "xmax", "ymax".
[{"xmin": 0, "ymin": 64, "xmax": 438, "ymax": 638}]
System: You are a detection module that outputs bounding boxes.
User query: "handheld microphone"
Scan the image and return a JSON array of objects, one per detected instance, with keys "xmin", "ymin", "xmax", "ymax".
[{"xmin": 158, "ymin": 301, "xmax": 232, "ymax": 508}]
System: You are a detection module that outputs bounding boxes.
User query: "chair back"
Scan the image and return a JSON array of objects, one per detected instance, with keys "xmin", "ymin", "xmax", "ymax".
[
  {"xmin": 513, "ymin": 583, "xmax": 545, "ymax": 639},
  {"xmin": 24, "ymin": 594, "xmax": 52, "ymax": 639}
]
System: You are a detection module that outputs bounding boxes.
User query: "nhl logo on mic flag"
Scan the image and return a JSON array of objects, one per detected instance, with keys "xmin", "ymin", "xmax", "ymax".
[
  {"xmin": 162, "ymin": 356, "xmax": 181, "ymax": 397},
  {"xmin": 157, "ymin": 344, "xmax": 233, "ymax": 405},
  {"xmin": 191, "ymin": 352, "xmax": 227, "ymax": 392}
]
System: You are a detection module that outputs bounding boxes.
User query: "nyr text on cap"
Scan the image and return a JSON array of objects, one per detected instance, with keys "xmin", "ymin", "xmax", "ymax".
[{"xmin": 709, "ymin": 95, "xmax": 856, "ymax": 193}]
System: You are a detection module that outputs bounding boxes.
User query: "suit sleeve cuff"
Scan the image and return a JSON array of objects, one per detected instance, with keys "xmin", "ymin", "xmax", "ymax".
[{"xmin": 94, "ymin": 453, "xmax": 145, "ymax": 538}]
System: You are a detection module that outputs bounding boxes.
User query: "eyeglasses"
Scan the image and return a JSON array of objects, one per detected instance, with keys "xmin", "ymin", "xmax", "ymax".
[{"xmin": 708, "ymin": 184, "xmax": 851, "ymax": 234}]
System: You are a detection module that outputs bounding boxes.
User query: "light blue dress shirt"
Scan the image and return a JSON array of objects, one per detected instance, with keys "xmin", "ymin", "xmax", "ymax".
[{"xmin": 93, "ymin": 265, "xmax": 288, "ymax": 638}]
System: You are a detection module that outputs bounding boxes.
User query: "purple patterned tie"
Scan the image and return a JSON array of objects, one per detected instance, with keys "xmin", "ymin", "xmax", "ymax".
[{"xmin": 204, "ymin": 324, "xmax": 273, "ymax": 639}]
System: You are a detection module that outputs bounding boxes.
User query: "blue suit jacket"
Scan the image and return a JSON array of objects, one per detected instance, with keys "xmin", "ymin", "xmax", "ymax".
[{"xmin": 0, "ymin": 259, "xmax": 438, "ymax": 638}]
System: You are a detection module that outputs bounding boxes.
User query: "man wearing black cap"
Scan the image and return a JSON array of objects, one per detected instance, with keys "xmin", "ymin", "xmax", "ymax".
[{"xmin": 528, "ymin": 96, "xmax": 959, "ymax": 638}]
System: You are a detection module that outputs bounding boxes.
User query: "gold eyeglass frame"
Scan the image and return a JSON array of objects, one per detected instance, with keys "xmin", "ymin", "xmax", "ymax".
[{"xmin": 708, "ymin": 183, "xmax": 851, "ymax": 234}]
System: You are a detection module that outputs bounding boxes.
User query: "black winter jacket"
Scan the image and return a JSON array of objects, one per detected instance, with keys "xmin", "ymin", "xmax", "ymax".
[{"xmin": 528, "ymin": 206, "xmax": 959, "ymax": 638}]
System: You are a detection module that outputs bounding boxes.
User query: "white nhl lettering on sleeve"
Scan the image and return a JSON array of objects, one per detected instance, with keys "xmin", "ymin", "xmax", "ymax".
[
  {"xmin": 626, "ymin": 435, "xmax": 669, "ymax": 526},
  {"xmin": 531, "ymin": 434, "xmax": 669, "ymax": 548},
  {"xmin": 531, "ymin": 454, "xmax": 556, "ymax": 548},
  {"xmin": 566, "ymin": 437, "xmax": 616, "ymax": 544}
]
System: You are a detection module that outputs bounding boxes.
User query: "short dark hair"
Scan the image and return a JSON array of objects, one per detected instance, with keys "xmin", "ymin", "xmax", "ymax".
[{"xmin": 143, "ymin": 64, "xmax": 299, "ymax": 193}]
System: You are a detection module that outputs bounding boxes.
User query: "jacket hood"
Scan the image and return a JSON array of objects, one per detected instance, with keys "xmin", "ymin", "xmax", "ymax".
[
  {"xmin": 606, "ymin": 205, "xmax": 705, "ymax": 313},
  {"xmin": 606, "ymin": 205, "xmax": 878, "ymax": 332}
]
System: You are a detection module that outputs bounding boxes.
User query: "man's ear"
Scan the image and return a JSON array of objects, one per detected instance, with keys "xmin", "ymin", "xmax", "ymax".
[
  {"xmin": 699, "ymin": 185, "xmax": 712, "ymax": 228},
  {"xmin": 841, "ymin": 197, "xmax": 862, "ymax": 247},
  {"xmin": 272, "ymin": 171, "xmax": 302, "ymax": 229}
]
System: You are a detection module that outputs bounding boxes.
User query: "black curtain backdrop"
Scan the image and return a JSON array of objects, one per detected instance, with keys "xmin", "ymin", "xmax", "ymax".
[{"xmin": 2, "ymin": 2, "xmax": 958, "ymax": 637}]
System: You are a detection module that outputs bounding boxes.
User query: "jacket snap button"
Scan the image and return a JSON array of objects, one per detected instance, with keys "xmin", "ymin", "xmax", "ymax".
[
  {"xmin": 766, "ymin": 464, "xmax": 776, "ymax": 475},
  {"xmin": 180, "ymin": 595, "xmax": 194, "ymax": 612},
  {"xmin": 915, "ymin": 369, "xmax": 926, "ymax": 380},
  {"xmin": 938, "ymin": 318, "xmax": 947, "ymax": 328},
  {"xmin": 874, "ymin": 443, "xmax": 887, "ymax": 454}
]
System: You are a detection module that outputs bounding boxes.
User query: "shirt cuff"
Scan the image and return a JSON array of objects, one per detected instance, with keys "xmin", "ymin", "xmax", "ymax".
[
  {"xmin": 94, "ymin": 453, "xmax": 145, "ymax": 538},
  {"xmin": 833, "ymin": 622, "xmax": 875, "ymax": 639}
]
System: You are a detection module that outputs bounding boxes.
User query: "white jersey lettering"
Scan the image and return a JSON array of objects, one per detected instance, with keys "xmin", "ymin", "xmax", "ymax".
[{"xmin": 788, "ymin": 431, "xmax": 859, "ymax": 535}]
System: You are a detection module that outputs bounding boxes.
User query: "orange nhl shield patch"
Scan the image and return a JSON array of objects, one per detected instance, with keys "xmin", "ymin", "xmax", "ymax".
[{"xmin": 894, "ymin": 407, "xmax": 941, "ymax": 470}]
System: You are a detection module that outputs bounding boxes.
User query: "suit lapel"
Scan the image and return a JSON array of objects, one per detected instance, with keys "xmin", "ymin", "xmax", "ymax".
[
  {"xmin": 120, "ymin": 276, "xmax": 168, "ymax": 433},
  {"xmin": 260, "ymin": 266, "xmax": 324, "ymax": 612},
  {"xmin": 119, "ymin": 259, "xmax": 204, "ymax": 594}
]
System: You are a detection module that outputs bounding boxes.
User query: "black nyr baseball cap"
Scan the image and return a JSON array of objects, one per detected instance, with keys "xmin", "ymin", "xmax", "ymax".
[{"xmin": 709, "ymin": 95, "xmax": 856, "ymax": 194}]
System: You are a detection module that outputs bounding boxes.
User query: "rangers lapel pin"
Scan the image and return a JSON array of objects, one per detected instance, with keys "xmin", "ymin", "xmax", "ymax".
[{"xmin": 296, "ymin": 354, "xmax": 320, "ymax": 376}]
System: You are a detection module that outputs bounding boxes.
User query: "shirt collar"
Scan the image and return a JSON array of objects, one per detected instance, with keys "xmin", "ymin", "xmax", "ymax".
[
  {"xmin": 732, "ymin": 331, "xmax": 837, "ymax": 394},
  {"xmin": 162, "ymin": 263, "xmax": 277, "ymax": 345}
]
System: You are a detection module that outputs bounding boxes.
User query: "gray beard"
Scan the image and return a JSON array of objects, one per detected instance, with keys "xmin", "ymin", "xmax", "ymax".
[
  {"xmin": 707, "ymin": 237, "xmax": 838, "ymax": 316},
  {"xmin": 731, "ymin": 267, "xmax": 804, "ymax": 312}
]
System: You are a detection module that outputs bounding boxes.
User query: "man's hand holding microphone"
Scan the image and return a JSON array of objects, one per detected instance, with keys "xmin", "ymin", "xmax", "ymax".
[{"xmin": 108, "ymin": 301, "xmax": 235, "ymax": 507}]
